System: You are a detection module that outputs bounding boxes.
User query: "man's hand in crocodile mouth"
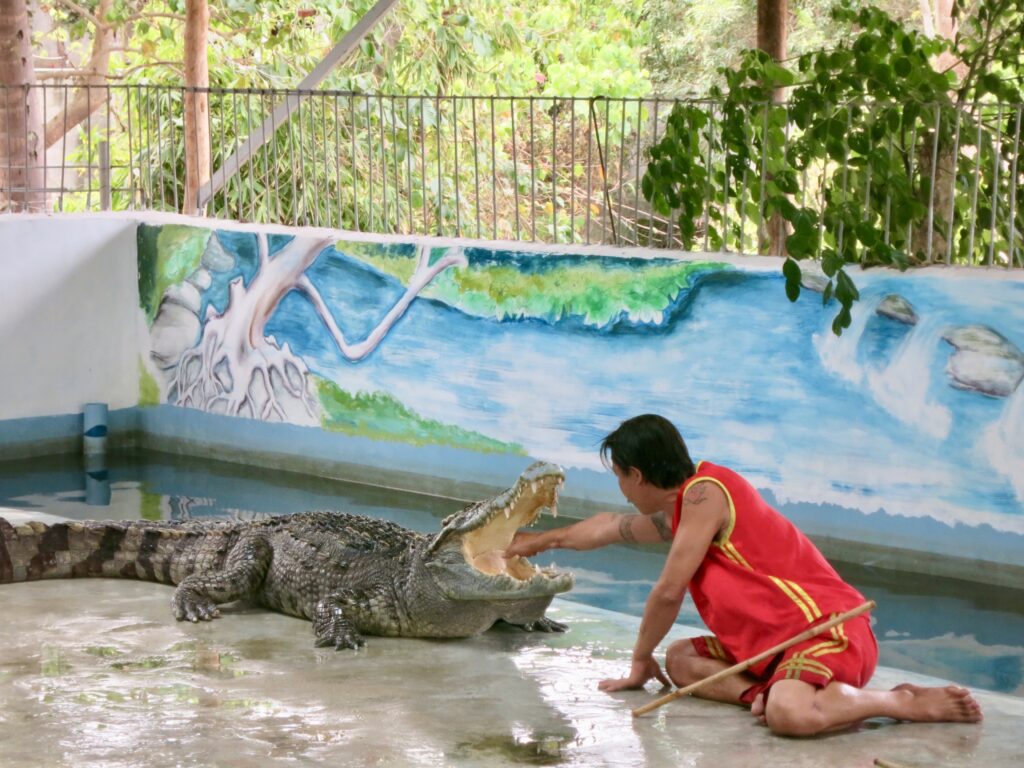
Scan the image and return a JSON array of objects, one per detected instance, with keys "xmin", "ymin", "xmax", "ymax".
[{"xmin": 461, "ymin": 479, "xmax": 559, "ymax": 581}]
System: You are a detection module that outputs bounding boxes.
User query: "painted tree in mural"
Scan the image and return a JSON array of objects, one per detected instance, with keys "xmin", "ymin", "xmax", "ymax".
[{"xmin": 167, "ymin": 235, "xmax": 467, "ymax": 426}]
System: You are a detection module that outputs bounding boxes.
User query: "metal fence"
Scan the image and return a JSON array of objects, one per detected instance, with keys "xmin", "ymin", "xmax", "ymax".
[{"xmin": 1, "ymin": 83, "xmax": 1022, "ymax": 267}]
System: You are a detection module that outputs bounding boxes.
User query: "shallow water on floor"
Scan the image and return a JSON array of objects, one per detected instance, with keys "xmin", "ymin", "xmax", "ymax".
[{"xmin": 1, "ymin": 450, "xmax": 1022, "ymax": 698}]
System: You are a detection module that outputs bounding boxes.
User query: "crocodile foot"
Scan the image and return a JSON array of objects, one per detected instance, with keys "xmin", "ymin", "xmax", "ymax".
[
  {"xmin": 523, "ymin": 616, "xmax": 568, "ymax": 633},
  {"xmin": 171, "ymin": 588, "xmax": 221, "ymax": 623},
  {"xmin": 313, "ymin": 598, "xmax": 366, "ymax": 650}
]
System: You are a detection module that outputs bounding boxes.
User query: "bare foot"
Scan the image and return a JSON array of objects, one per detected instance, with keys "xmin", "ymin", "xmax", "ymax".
[{"xmin": 890, "ymin": 683, "xmax": 983, "ymax": 723}]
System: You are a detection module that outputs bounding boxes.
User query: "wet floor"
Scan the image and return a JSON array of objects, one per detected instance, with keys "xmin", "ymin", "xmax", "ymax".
[
  {"xmin": 1, "ymin": 451, "xmax": 1023, "ymax": 767},
  {"xmin": 1, "ymin": 451, "xmax": 1022, "ymax": 696},
  {"xmin": 1, "ymin": 579, "xmax": 1021, "ymax": 768}
]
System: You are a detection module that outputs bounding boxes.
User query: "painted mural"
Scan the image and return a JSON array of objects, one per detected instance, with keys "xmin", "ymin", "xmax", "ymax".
[{"xmin": 136, "ymin": 223, "xmax": 1024, "ymax": 542}]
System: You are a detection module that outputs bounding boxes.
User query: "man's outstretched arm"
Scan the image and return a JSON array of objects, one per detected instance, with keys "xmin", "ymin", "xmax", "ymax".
[{"xmin": 507, "ymin": 511, "xmax": 674, "ymax": 557}]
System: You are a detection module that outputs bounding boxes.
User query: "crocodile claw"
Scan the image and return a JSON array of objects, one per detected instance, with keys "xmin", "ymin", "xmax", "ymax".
[
  {"xmin": 526, "ymin": 617, "xmax": 568, "ymax": 633},
  {"xmin": 171, "ymin": 588, "xmax": 221, "ymax": 623}
]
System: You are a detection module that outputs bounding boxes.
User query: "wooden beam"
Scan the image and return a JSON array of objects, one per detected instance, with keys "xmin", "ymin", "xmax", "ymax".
[{"xmin": 196, "ymin": 0, "xmax": 400, "ymax": 210}]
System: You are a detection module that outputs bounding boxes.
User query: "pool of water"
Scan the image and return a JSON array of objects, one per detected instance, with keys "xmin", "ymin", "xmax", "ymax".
[{"xmin": 1, "ymin": 450, "xmax": 1022, "ymax": 697}]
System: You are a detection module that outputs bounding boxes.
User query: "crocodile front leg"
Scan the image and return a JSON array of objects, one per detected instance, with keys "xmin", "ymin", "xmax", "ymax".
[
  {"xmin": 171, "ymin": 537, "xmax": 272, "ymax": 622},
  {"xmin": 312, "ymin": 592, "xmax": 368, "ymax": 650}
]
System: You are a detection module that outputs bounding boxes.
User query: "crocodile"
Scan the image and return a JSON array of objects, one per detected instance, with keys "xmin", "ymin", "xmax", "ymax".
[{"xmin": 0, "ymin": 461, "xmax": 573, "ymax": 648}]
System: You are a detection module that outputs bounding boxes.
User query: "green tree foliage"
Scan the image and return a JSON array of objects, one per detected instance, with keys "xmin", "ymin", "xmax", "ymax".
[
  {"xmin": 642, "ymin": 1, "xmax": 1024, "ymax": 333},
  {"xmin": 41, "ymin": 0, "xmax": 651, "ymax": 238}
]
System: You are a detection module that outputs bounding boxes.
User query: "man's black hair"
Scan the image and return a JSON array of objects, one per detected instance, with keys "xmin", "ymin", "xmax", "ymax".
[{"xmin": 600, "ymin": 414, "xmax": 696, "ymax": 489}]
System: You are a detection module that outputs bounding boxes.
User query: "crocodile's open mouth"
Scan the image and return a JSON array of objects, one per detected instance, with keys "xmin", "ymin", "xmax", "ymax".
[{"xmin": 460, "ymin": 469, "xmax": 562, "ymax": 583}]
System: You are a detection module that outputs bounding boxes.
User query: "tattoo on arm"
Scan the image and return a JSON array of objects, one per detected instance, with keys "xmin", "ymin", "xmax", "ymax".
[
  {"xmin": 618, "ymin": 515, "xmax": 639, "ymax": 544},
  {"xmin": 650, "ymin": 512, "xmax": 673, "ymax": 542},
  {"xmin": 684, "ymin": 482, "xmax": 708, "ymax": 507}
]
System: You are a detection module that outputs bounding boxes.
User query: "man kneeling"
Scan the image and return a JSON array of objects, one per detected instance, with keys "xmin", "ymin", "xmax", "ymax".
[{"xmin": 507, "ymin": 415, "xmax": 982, "ymax": 735}]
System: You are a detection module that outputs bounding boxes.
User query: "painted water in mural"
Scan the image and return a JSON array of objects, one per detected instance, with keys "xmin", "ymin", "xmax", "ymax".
[{"xmin": 137, "ymin": 224, "xmax": 1024, "ymax": 542}]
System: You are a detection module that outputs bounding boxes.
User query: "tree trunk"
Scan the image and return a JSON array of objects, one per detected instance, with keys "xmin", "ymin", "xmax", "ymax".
[
  {"xmin": 757, "ymin": 0, "xmax": 787, "ymax": 256},
  {"xmin": 0, "ymin": 0, "xmax": 45, "ymax": 212},
  {"xmin": 42, "ymin": 0, "xmax": 115, "ymax": 151},
  {"xmin": 183, "ymin": 0, "xmax": 210, "ymax": 215},
  {"xmin": 913, "ymin": 0, "xmax": 961, "ymax": 263}
]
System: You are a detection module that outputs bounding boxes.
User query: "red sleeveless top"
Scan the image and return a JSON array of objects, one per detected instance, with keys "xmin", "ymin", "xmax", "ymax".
[{"xmin": 672, "ymin": 461, "xmax": 867, "ymax": 673}]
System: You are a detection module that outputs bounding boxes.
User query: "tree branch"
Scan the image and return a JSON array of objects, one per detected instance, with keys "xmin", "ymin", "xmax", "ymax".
[{"xmin": 52, "ymin": 0, "xmax": 105, "ymax": 29}]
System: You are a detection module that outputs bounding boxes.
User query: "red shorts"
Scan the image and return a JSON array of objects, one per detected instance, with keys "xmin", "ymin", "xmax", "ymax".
[{"xmin": 691, "ymin": 614, "xmax": 878, "ymax": 705}]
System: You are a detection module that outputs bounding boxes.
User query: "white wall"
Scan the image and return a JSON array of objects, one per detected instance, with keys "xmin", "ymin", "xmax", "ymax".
[{"xmin": 0, "ymin": 215, "xmax": 141, "ymax": 420}]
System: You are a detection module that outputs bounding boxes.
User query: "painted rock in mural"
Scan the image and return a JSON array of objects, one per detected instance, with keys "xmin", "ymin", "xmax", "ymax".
[
  {"xmin": 942, "ymin": 324, "xmax": 1024, "ymax": 397},
  {"xmin": 877, "ymin": 294, "xmax": 918, "ymax": 325}
]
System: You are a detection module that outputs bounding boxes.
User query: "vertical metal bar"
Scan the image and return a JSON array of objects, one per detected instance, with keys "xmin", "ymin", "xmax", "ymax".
[
  {"xmin": 2, "ymin": 87, "xmax": 10, "ymax": 212},
  {"xmin": 837, "ymin": 107, "xmax": 852, "ymax": 258},
  {"xmin": 863, "ymin": 104, "xmax": 874, "ymax": 222},
  {"xmin": 156, "ymin": 88, "xmax": 168, "ymax": 211},
  {"xmin": 85, "ymin": 86, "xmax": 93, "ymax": 209},
  {"xmin": 490, "ymin": 97, "xmax": 497, "ymax": 240},
  {"xmin": 585, "ymin": 98, "xmax": 593, "ymax": 245},
  {"xmin": 511, "ymin": 97, "xmax": 521, "ymax": 240},
  {"xmin": 618, "ymin": 98, "xmax": 627, "ymax": 242},
  {"xmin": 105, "ymin": 86, "xmax": 114, "ymax": 209},
  {"xmin": 351, "ymin": 93, "xmax": 359, "ymax": 230},
  {"xmin": 124, "ymin": 86, "xmax": 136, "ymax": 209},
  {"xmin": 472, "ymin": 96, "xmax": 481, "ymax": 239},
  {"xmin": 603, "ymin": 99, "xmax": 611, "ymax": 242},
  {"xmin": 739, "ymin": 159, "xmax": 749, "ymax": 252},
  {"xmin": 435, "ymin": 94, "xmax": 442, "ymax": 235},
  {"xmin": 945, "ymin": 107, "xmax": 962, "ymax": 265},
  {"xmin": 1007, "ymin": 106, "xmax": 1022, "ymax": 268},
  {"xmin": 22, "ymin": 85, "xmax": 30, "ymax": 209},
  {"xmin": 230, "ymin": 89, "xmax": 242, "ymax": 220},
  {"xmin": 651, "ymin": 100, "xmax": 664, "ymax": 246},
  {"xmin": 883, "ymin": 126, "xmax": 894, "ymax": 246},
  {"xmin": 987, "ymin": 104, "xmax": 1004, "ymax": 267},
  {"xmin": 247, "ymin": 91, "xmax": 259, "ymax": 221},
  {"xmin": 297, "ymin": 92, "xmax": 309, "ymax": 226},
  {"xmin": 906, "ymin": 122, "xmax": 917, "ymax": 256},
  {"xmin": 529, "ymin": 95, "xmax": 536, "ymax": 241},
  {"xmin": 925, "ymin": 104, "xmax": 940, "ymax": 263},
  {"xmin": 634, "ymin": 99, "xmax": 643, "ymax": 245},
  {"xmin": 266, "ymin": 91, "xmax": 280, "ymax": 223},
  {"xmin": 40, "ymin": 84, "xmax": 48, "ymax": 210},
  {"xmin": 570, "ymin": 97, "xmax": 576, "ymax": 244},
  {"xmin": 378, "ymin": 95, "xmax": 387, "ymax": 231},
  {"xmin": 334, "ymin": 92, "xmax": 342, "ymax": 228},
  {"xmin": 722, "ymin": 102, "xmax": 733, "ymax": 251},
  {"xmin": 967, "ymin": 112, "xmax": 984, "ymax": 264},
  {"xmin": 420, "ymin": 98, "xmax": 427, "ymax": 235},
  {"xmin": 703, "ymin": 102, "xmax": 715, "ymax": 251},
  {"xmin": 391, "ymin": 95, "xmax": 400, "ymax": 233},
  {"xmin": 552, "ymin": 97, "xmax": 558, "ymax": 243},
  {"xmin": 757, "ymin": 103, "xmax": 771, "ymax": 254},
  {"xmin": 218, "ymin": 90, "xmax": 230, "ymax": 217},
  {"xmin": 310, "ymin": 91, "xmax": 322, "ymax": 227},
  {"xmin": 406, "ymin": 96, "xmax": 414, "ymax": 234},
  {"xmin": 453, "ymin": 96, "xmax": 461, "ymax": 237},
  {"xmin": 166, "ymin": 88, "xmax": 179, "ymax": 213}
]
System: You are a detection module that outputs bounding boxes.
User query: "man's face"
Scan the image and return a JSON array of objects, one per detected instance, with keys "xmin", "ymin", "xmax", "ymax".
[{"xmin": 612, "ymin": 463, "xmax": 657, "ymax": 515}]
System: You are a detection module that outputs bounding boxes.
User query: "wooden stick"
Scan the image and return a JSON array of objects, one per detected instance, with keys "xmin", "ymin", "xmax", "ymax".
[
  {"xmin": 874, "ymin": 759, "xmax": 914, "ymax": 768},
  {"xmin": 631, "ymin": 600, "xmax": 876, "ymax": 717}
]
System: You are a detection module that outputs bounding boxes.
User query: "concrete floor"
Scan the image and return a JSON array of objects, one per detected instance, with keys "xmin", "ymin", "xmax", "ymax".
[{"xmin": 0, "ymin": 579, "xmax": 1021, "ymax": 768}]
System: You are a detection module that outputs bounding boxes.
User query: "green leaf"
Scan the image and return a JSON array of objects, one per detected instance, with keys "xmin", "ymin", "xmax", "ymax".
[{"xmin": 783, "ymin": 258, "xmax": 802, "ymax": 302}]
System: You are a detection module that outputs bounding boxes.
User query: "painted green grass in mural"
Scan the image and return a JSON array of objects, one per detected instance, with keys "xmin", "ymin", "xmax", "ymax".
[
  {"xmin": 317, "ymin": 378, "xmax": 524, "ymax": 455},
  {"xmin": 344, "ymin": 241, "xmax": 730, "ymax": 326},
  {"xmin": 138, "ymin": 359, "xmax": 161, "ymax": 407},
  {"xmin": 137, "ymin": 224, "xmax": 212, "ymax": 323}
]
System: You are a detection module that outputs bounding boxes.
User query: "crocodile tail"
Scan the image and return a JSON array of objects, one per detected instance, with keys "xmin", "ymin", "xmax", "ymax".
[{"xmin": 0, "ymin": 517, "xmax": 201, "ymax": 585}]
